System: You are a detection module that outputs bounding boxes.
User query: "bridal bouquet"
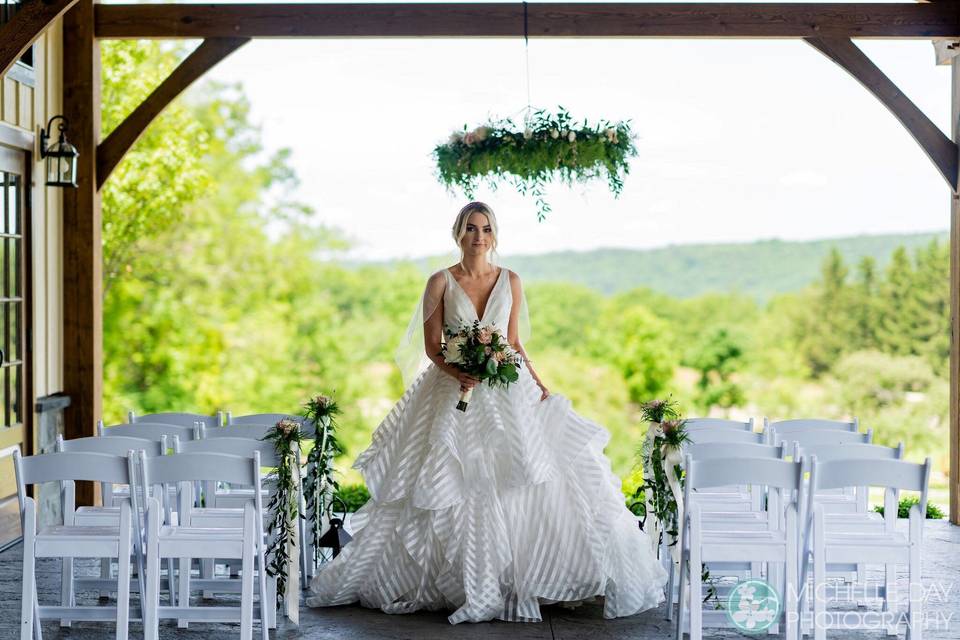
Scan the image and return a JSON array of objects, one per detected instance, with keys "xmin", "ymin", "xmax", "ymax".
[{"xmin": 442, "ymin": 321, "xmax": 522, "ymax": 411}]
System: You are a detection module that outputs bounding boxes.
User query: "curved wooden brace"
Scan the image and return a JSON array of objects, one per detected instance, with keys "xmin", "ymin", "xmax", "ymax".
[
  {"xmin": 96, "ymin": 37, "xmax": 249, "ymax": 190},
  {"xmin": 806, "ymin": 36, "xmax": 958, "ymax": 191},
  {"xmin": 1, "ymin": 0, "xmax": 79, "ymax": 78}
]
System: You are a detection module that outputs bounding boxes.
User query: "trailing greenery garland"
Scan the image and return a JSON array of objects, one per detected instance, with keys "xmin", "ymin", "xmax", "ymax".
[
  {"xmin": 434, "ymin": 107, "xmax": 637, "ymax": 221},
  {"xmin": 262, "ymin": 418, "xmax": 304, "ymax": 607},
  {"xmin": 302, "ymin": 394, "xmax": 343, "ymax": 566}
]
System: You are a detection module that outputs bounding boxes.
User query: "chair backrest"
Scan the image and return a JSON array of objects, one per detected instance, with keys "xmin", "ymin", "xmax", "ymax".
[
  {"xmin": 56, "ymin": 434, "xmax": 164, "ymax": 457},
  {"xmin": 14, "ymin": 450, "xmax": 130, "ymax": 523},
  {"xmin": 686, "ymin": 428, "xmax": 767, "ymax": 445},
  {"xmin": 796, "ymin": 441, "xmax": 903, "ymax": 463},
  {"xmin": 139, "ymin": 451, "xmax": 260, "ymax": 486},
  {"xmin": 772, "ymin": 428, "xmax": 872, "ymax": 449},
  {"xmin": 684, "ymin": 418, "xmax": 755, "ymax": 432},
  {"xmin": 174, "ymin": 436, "xmax": 280, "ymax": 467},
  {"xmin": 128, "ymin": 411, "xmax": 220, "ymax": 428},
  {"xmin": 199, "ymin": 423, "xmax": 276, "ymax": 441},
  {"xmin": 685, "ymin": 441, "xmax": 785, "ymax": 461},
  {"xmin": 98, "ymin": 421, "xmax": 197, "ymax": 443},
  {"xmin": 807, "ymin": 456, "xmax": 931, "ymax": 537},
  {"xmin": 227, "ymin": 412, "xmax": 301, "ymax": 426},
  {"xmin": 685, "ymin": 454, "xmax": 804, "ymax": 493},
  {"xmin": 811, "ymin": 456, "xmax": 930, "ymax": 494},
  {"xmin": 765, "ymin": 418, "xmax": 858, "ymax": 435}
]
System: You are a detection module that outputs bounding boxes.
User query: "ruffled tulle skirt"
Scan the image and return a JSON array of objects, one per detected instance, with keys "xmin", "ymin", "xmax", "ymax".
[{"xmin": 305, "ymin": 364, "xmax": 667, "ymax": 624}]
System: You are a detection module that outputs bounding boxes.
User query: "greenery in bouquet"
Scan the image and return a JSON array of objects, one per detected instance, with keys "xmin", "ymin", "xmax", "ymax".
[
  {"xmin": 442, "ymin": 320, "xmax": 522, "ymax": 388},
  {"xmin": 434, "ymin": 107, "xmax": 637, "ymax": 221},
  {"xmin": 639, "ymin": 396, "xmax": 681, "ymax": 425}
]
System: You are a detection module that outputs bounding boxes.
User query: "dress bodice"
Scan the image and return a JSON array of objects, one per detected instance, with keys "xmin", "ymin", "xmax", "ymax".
[{"xmin": 442, "ymin": 267, "xmax": 512, "ymax": 334}]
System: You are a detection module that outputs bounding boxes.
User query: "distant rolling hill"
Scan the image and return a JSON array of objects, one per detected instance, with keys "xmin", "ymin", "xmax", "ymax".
[{"xmin": 369, "ymin": 231, "xmax": 948, "ymax": 302}]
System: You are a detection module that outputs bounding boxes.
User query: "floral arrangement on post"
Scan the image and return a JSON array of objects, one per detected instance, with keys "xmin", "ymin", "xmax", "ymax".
[
  {"xmin": 302, "ymin": 394, "xmax": 343, "ymax": 567},
  {"xmin": 263, "ymin": 418, "xmax": 305, "ymax": 615},
  {"xmin": 434, "ymin": 107, "xmax": 637, "ymax": 221},
  {"xmin": 633, "ymin": 398, "xmax": 689, "ymax": 556}
]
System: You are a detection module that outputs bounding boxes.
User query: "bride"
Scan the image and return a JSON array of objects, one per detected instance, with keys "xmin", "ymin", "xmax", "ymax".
[{"xmin": 306, "ymin": 201, "xmax": 667, "ymax": 623}]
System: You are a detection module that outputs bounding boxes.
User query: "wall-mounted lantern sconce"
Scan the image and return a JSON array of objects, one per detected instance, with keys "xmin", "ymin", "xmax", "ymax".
[{"xmin": 39, "ymin": 116, "xmax": 78, "ymax": 188}]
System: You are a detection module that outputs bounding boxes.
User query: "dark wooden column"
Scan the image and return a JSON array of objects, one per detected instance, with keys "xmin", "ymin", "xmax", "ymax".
[{"xmin": 62, "ymin": 0, "xmax": 102, "ymax": 506}]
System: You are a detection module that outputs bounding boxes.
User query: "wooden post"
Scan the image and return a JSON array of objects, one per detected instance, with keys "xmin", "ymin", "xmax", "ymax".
[
  {"xmin": 62, "ymin": 0, "xmax": 102, "ymax": 506},
  {"xmin": 951, "ymin": 57, "xmax": 960, "ymax": 525}
]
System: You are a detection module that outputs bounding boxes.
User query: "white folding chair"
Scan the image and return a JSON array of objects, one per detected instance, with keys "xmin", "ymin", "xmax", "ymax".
[
  {"xmin": 664, "ymin": 442, "xmax": 787, "ymax": 621},
  {"xmin": 765, "ymin": 418, "xmax": 859, "ymax": 435},
  {"xmin": 132, "ymin": 450, "xmax": 269, "ymax": 640},
  {"xmin": 172, "ymin": 436, "xmax": 279, "ymax": 628},
  {"xmin": 199, "ymin": 423, "xmax": 276, "ymax": 441},
  {"xmin": 803, "ymin": 456, "xmax": 930, "ymax": 640},
  {"xmin": 226, "ymin": 412, "xmax": 300, "ymax": 426},
  {"xmin": 54, "ymin": 435, "xmax": 172, "ymax": 622},
  {"xmin": 14, "ymin": 450, "xmax": 135, "ymax": 640},
  {"xmin": 685, "ymin": 417, "xmax": 755, "ymax": 432},
  {"xmin": 129, "ymin": 411, "xmax": 221, "ymax": 429},
  {"xmin": 676, "ymin": 454, "xmax": 805, "ymax": 640}
]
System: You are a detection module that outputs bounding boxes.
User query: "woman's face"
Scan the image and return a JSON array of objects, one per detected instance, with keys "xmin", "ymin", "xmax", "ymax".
[{"xmin": 460, "ymin": 212, "xmax": 494, "ymax": 257}]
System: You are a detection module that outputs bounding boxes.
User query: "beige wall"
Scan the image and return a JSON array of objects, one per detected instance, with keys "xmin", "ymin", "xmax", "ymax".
[{"xmin": 0, "ymin": 20, "xmax": 66, "ymax": 450}]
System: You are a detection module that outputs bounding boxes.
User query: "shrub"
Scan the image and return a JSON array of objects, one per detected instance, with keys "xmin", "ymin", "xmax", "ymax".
[
  {"xmin": 873, "ymin": 495, "xmax": 944, "ymax": 519},
  {"xmin": 333, "ymin": 483, "xmax": 370, "ymax": 512}
]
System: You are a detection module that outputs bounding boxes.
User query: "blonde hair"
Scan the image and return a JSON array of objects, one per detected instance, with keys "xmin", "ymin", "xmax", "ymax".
[{"xmin": 452, "ymin": 201, "xmax": 499, "ymax": 261}]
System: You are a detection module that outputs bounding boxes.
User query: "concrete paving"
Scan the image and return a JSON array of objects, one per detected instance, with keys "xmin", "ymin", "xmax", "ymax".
[{"xmin": 1, "ymin": 520, "xmax": 957, "ymax": 639}]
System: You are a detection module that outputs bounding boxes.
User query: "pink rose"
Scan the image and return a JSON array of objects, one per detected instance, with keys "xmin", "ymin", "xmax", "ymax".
[
  {"xmin": 494, "ymin": 350, "xmax": 507, "ymax": 363},
  {"xmin": 478, "ymin": 328, "xmax": 492, "ymax": 344}
]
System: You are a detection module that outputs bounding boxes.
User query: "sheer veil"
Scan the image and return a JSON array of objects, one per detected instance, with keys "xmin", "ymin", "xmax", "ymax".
[{"xmin": 394, "ymin": 262, "xmax": 531, "ymax": 389}]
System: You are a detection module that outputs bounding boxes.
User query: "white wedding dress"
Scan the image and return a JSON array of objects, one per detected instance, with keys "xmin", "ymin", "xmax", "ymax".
[{"xmin": 306, "ymin": 268, "xmax": 667, "ymax": 623}]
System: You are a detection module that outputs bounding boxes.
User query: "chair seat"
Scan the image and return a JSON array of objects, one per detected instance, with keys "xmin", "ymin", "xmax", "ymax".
[
  {"xmin": 700, "ymin": 529, "xmax": 787, "ymax": 545},
  {"xmin": 76, "ymin": 506, "xmax": 178, "ymax": 526},
  {"xmin": 824, "ymin": 530, "xmax": 908, "ymax": 546},
  {"xmin": 35, "ymin": 525, "xmax": 126, "ymax": 557}
]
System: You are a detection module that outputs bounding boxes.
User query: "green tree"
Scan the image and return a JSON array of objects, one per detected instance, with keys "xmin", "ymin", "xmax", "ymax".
[
  {"xmin": 876, "ymin": 247, "xmax": 917, "ymax": 356},
  {"xmin": 687, "ymin": 327, "xmax": 746, "ymax": 410}
]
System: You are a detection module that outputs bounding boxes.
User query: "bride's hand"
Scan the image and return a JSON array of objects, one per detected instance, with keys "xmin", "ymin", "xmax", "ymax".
[
  {"xmin": 537, "ymin": 382, "xmax": 550, "ymax": 401},
  {"xmin": 457, "ymin": 372, "xmax": 479, "ymax": 391}
]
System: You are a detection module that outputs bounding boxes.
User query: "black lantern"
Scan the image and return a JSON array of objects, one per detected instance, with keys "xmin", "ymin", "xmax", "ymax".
[
  {"xmin": 318, "ymin": 496, "xmax": 353, "ymax": 558},
  {"xmin": 39, "ymin": 116, "xmax": 78, "ymax": 188}
]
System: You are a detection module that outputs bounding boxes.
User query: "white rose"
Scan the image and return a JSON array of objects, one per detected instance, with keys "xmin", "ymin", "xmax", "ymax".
[
  {"xmin": 550, "ymin": 129, "xmax": 559, "ymax": 139},
  {"xmin": 444, "ymin": 336, "xmax": 466, "ymax": 364},
  {"xmin": 523, "ymin": 128, "xmax": 533, "ymax": 139},
  {"xmin": 568, "ymin": 131, "xmax": 576, "ymax": 142}
]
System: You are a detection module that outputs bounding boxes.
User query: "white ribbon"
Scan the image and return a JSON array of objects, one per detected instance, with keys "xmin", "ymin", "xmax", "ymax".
[
  {"xmin": 642, "ymin": 422, "xmax": 663, "ymax": 557},
  {"xmin": 285, "ymin": 450, "xmax": 301, "ymax": 625},
  {"xmin": 662, "ymin": 444, "xmax": 685, "ymax": 568}
]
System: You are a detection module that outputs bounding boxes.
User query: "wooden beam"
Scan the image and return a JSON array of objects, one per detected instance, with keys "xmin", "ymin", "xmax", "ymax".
[
  {"xmin": 806, "ymin": 36, "xmax": 958, "ymax": 190},
  {"xmin": 94, "ymin": 2, "xmax": 960, "ymax": 40},
  {"xmin": 62, "ymin": 0, "xmax": 103, "ymax": 506},
  {"xmin": 945, "ymin": 3, "xmax": 958, "ymax": 524},
  {"xmin": 0, "ymin": 0, "xmax": 79, "ymax": 77},
  {"xmin": 96, "ymin": 37, "xmax": 249, "ymax": 189}
]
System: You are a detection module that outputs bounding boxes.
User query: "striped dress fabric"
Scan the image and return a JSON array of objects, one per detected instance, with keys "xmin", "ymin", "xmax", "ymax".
[{"xmin": 306, "ymin": 268, "xmax": 667, "ymax": 623}]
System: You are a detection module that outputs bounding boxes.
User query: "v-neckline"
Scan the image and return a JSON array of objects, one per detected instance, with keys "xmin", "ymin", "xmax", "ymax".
[{"xmin": 447, "ymin": 267, "xmax": 505, "ymax": 322}]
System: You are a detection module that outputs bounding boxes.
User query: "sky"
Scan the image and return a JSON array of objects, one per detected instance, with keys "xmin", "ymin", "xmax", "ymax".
[{"xmin": 193, "ymin": 0, "xmax": 954, "ymax": 261}]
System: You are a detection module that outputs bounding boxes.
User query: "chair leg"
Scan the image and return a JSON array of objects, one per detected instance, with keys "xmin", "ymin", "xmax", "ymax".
[
  {"xmin": 20, "ymin": 501, "xmax": 37, "ymax": 640},
  {"xmin": 785, "ymin": 508, "xmax": 798, "ymax": 640},
  {"xmin": 257, "ymin": 539, "xmax": 270, "ymax": 640},
  {"xmin": 689, "ymin": 519, "xmax": 702, "ymax": 640},
  {"xmin": 100, "ymin": 557, "xmax": 112, "ymax": 598},
  {"xmin": 267, "ymin": 576, "xmax": 277, "ymax": 629},
  {"xmin": 201, "ymin": 558, "xmax": 215, "ymax": 599},
  {"xmin": 165, "ymin": 558, "xmax": 177, "ymax": 607},
  {"xmin": 116, "ymin": 527, "xmax": 132, "ymax": 640},
  {"xmin": 884, "ymin": 562, "xmax": 898, "ymax": 636},
  {"xmin": 665, "ymin": 556, "xmax": 676, "ymax": 620},
  {"xmin": 177, "ymin": 557, "xmax": 191, "ymax": 628},
  {"xmin": 241, "ymin": 505, "xmax": 255, "ymax": 640},
  {"xmin": 145, "ymin": 504, "xmax": 161, "ymax": 640},
  {"xmin": 907, "ymin": 512, "xmax": 922, "ymax": 640},
  {"xmin": 675, "ymin": 545, "xmax": 688, "ymax": 640},
  {"xmin": 60, "ymin": 557, "xmax": 74, "ymax": 627},
  {"xmin": 813, "ymin": 512, "xmax": 826, "ymax": 640}
]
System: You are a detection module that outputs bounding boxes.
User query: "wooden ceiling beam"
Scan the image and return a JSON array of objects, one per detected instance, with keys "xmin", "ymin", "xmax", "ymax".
[
  {"xmin": 1, "ymin": 0, "xmax": 79, "ymax": 77},
  {"xmin": 805, "ymin": 36, "xmax": 958, "ymax": 190},
  {"xmin": 94, "ymin": 3, "xmax": 960, "ymax": 40},
  {"xmin": 96, "ymin": 37, "xmax": 250, "ymax": 189}
]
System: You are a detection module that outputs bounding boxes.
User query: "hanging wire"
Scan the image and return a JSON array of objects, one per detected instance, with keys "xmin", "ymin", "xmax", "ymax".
[{"xmin": 507, "ymin": 1, "xmax": 533, "ymax": 124}]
